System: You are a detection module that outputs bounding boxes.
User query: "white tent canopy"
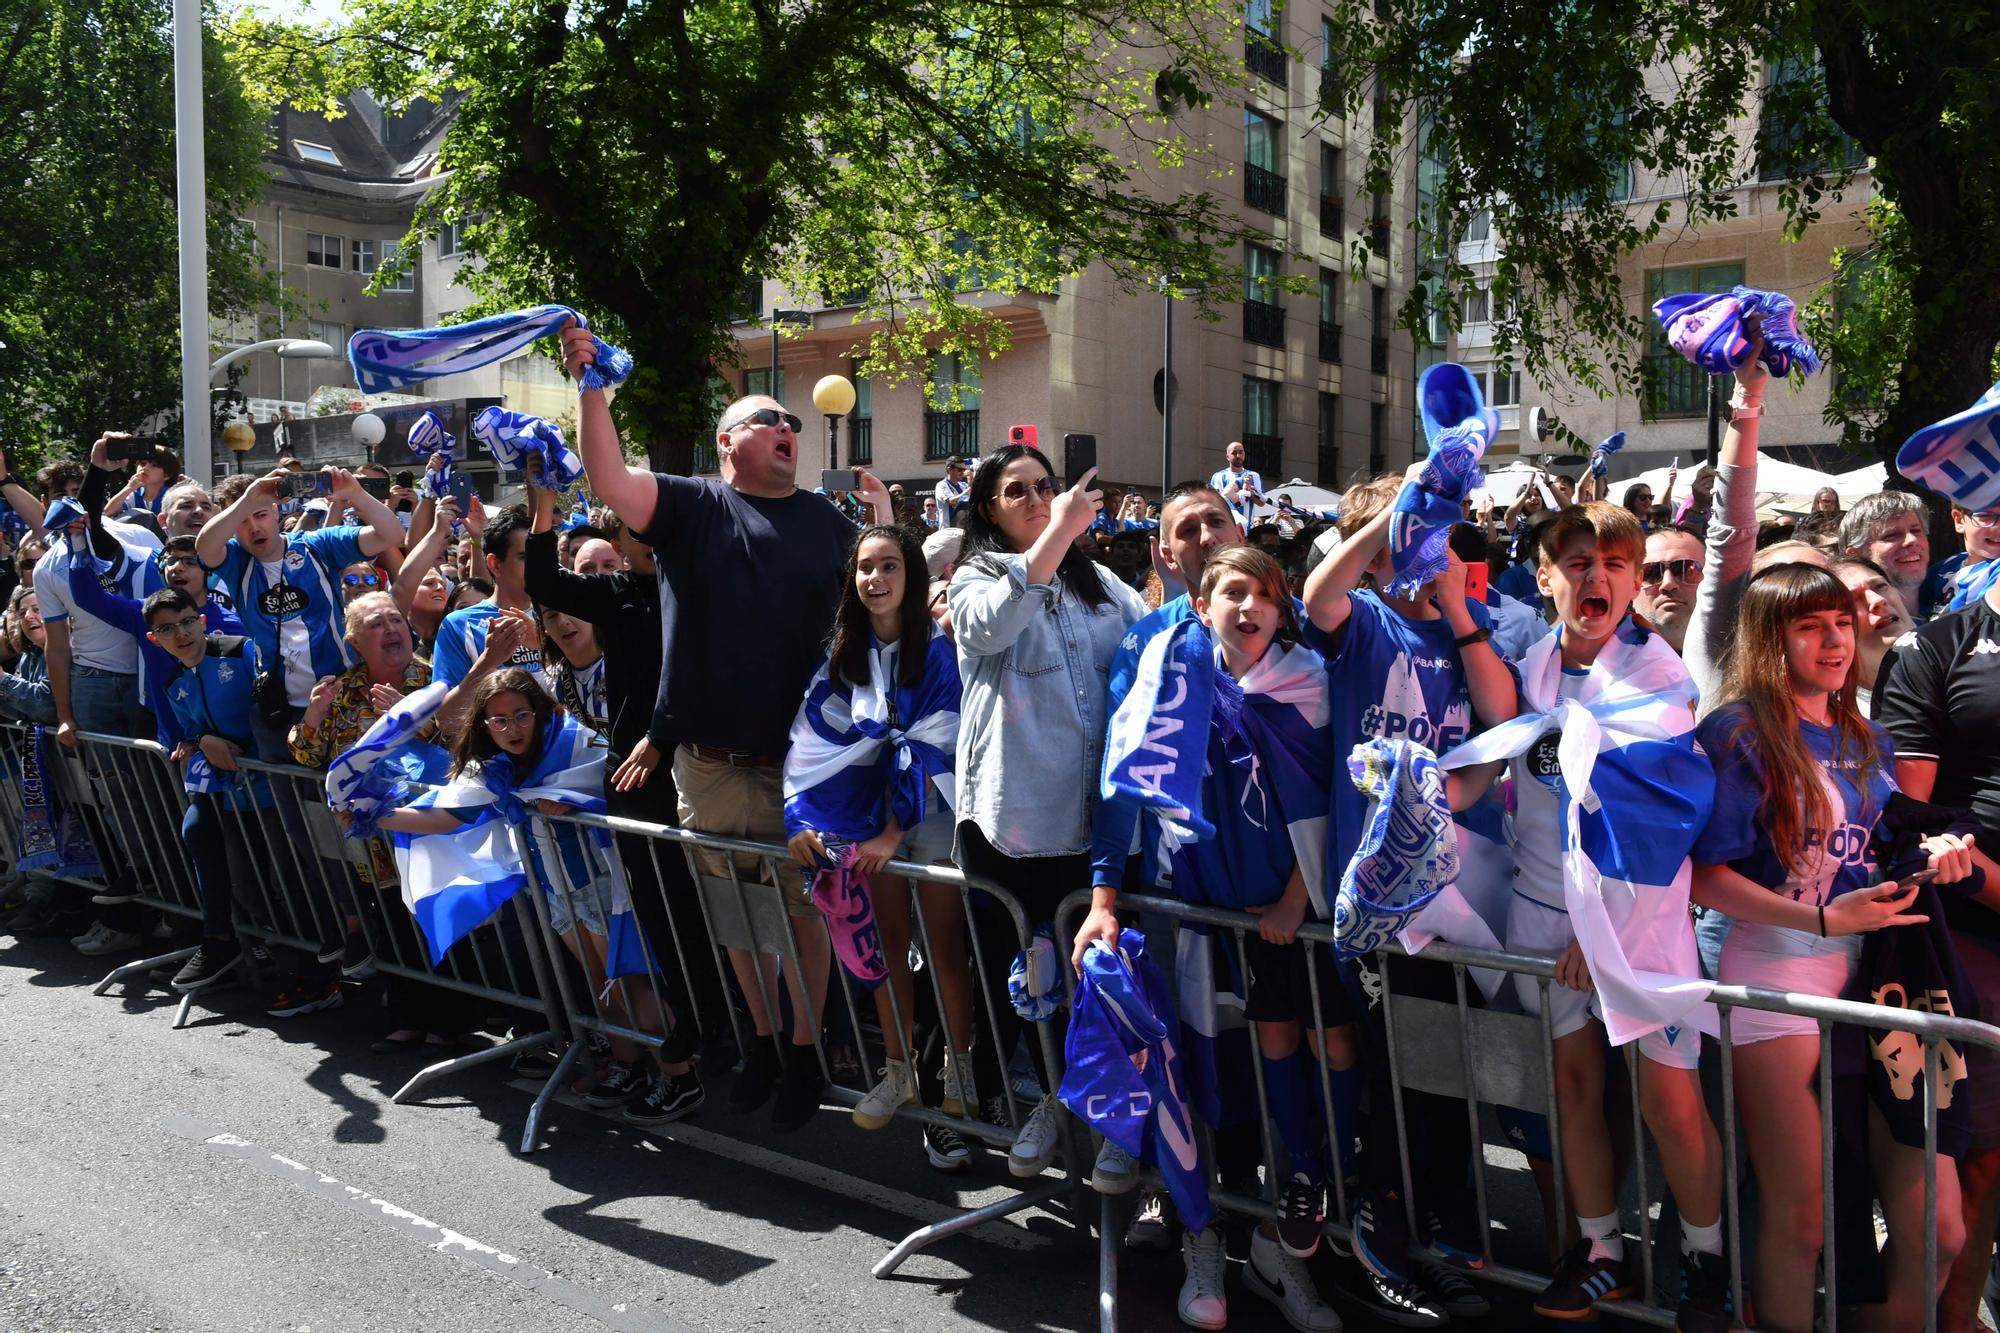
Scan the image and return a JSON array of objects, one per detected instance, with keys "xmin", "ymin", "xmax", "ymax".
[{"xmin": 1612, "ymin": 452, "xmax": 1862, "ymax": 517}]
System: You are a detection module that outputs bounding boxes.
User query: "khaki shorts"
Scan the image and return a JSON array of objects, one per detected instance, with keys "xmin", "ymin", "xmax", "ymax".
[{"xmin": 673, "ymin": 745, "xmax": 815, "ymax": 919}]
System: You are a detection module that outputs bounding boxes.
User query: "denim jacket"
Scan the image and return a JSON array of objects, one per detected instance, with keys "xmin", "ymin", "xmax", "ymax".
[{"xmin": 948, "ymin": 553, "xmax": 1147, "ymax": 856}]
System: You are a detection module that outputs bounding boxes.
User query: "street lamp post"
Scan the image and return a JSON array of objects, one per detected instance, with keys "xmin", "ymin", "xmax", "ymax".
[
  {"xmin": 171, "ymin": 0, "xmax": 208, "ymax": 487},
  {"xmin": 813, "ymin": 374, "xmax": 857, "ymax": 471},
  {"xmin": 1162, "ymin": 276, "xmax": 1175, "ymax": 496},
  {"xmin": 770, "ymin": 308, "xmax": 812, "ymax": 400},
  {"xmin": 207, "ymin": 340, "xmax": 336, "ymax": 479}
]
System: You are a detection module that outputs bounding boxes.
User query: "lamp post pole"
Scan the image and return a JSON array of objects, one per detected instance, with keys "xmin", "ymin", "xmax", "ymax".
[
  {"xmin": 171, "ymin": 0, "xmax": 209, "ymax": 483},
  {"xmin": 1162, "ymin": 277, "xmax": 1175, "ymax": 496},
  {"xmin": 769, "ymin": 308, "xmax": 812, "ymax": 402}
]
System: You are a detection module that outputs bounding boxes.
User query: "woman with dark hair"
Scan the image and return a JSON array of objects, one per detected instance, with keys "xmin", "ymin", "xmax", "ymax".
[
  {"xmin": 1692, "ymin": 564, "xmax": 1977, "ymax": 1332},
  {"xmin": 784, "ymin": 525, "xmax": 974, "ymax": 1168},
  {"xmin": 946, "ymin": 446, "xmax": 1146, "ymax": 1178},
  {"xmin": 371, "ymin": 669, "xmax": 703, "ymax": 1125}
]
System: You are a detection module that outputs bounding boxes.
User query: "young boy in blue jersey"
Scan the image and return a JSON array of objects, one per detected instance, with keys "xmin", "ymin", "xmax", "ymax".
[{"xmin": 1300, "ymin": 468, "xmax": 1516, "ymax": 1322}]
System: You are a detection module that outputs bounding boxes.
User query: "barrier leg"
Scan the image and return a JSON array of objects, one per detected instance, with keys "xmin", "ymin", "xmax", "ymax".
[
  {"xmin": 522, "ymin": 1040, "xmax": 583, "ymax": 1155},
  {"xmin": 172, "ymin": 991, "xmax": 196, "ymax": 1029},
  {"xmin": 1098, "ymin": 1190, "xmax": 1119, "ymax": 1333},
  {"xmin": 92, "ymin": 945, "xmax": 197, "ymax": 997},
  {"xmin": 870, "ymin": 1178, "xmax": 1068, "ymax": 1278},
  {"xmin": 392, "ymin": 1029, "xmax": 559, "ymax": 1107}
]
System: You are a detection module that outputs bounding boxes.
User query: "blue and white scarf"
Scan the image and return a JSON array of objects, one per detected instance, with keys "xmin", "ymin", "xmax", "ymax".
[
  {"xmin": 1946, "ymin": 557, "xmax": 2000, "ymax": 615},
  {"xmin": 1388, "ymin": 362, "xmax": 1497, "ymax": 599},
  {"xmin": 1653, "ymin": 285, "xmax": 1822, "ymax": 378},
  {"xmin": 1899, "ymin": 379, "xmax": 2000, "ymax": 514},
  {"xmin": 1061, "ymin": 929, "xmax": 1212, "ymax": 1234},
  {"xmin": 324, "ymin": 681, "xmax": 455, "ymax": 839},
  {"xmin": 1435, "ymin": 618, "xmax": 1717, "ymax": 1046},
  {"xmin": 13, "ymin": 729, "xmax": 94, "ymax": 876},
  {"xmin": 348, "ymin": 304, "xmax": 633, "ymax": 396},
  {"xmin": 1332, "ymin": 738, "xmax": 1459, "ymax": 957},
  {"xmin": 1588, "ymin": 431, "xmax": 1627, "ymax": 480},
  {"xmin": 1102, "ymin": 619, "xmax": 1330, "ymax": 911},
  {"xmin": 473, "ymin": 406, "xmax": 584, "ymax": 489}
]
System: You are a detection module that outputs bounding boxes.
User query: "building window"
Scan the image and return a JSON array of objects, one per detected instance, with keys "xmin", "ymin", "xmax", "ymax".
[
  {"xmin": 743, "ymin": 368, "xmax": 786, "ymax": 401},
  {"xmin": 306, "ymin": 319, "xmax": 343, "ymax": 347},
  {"xmin": 1316, "ymin": 391, "xmax": 1341, "ymax": 485},
  {"xmin": 1645, "ymin": 262, "xmax": 1744, "ymax": 418},
  {"xmin": 925, "ymin": 352, "xmax": 982, "ymax": 461},
  {"xmin": 1243, "ymin": 376, "xmax": 1282, "ymax": 474},
  {"xmin": 1369, "ymin": 190, "xmax": 1390, "ymax": 255},
  {"xmin": 1244, "ymin": 243, "xmax": 1285, "ymax": 347},
  {"xmin": 294, "ymin": 140, "xmax": 340, "ymax": 166},
  {"xmin": 379, "ymin": 239, "xmax": 415, "ymax": 292},
  {"xmin": 437, "ymin": 220, "xmax": 465, "ymax": 258},
  {"xmin": 1317, "ymin": 268, "xmax": 1341, "ymax": 360},
  {"xmin": 305, "ymin": 232, "xmax": 342, "ymax": 269},
  {"xmin": 1474, "ymin": 365, "xmax": 1520, "ymax": 407},
  {"xmin": 1317, "ymin": 18, "xmax": 1343, "ymax": 115},
  {"xmin": 1370, "ymin": 285, "xmax": 1390, "ymax": 373},
  {"xmin": 351, "ymin": 239, "xmax": 377, "ymax": 275},
  {"xmin": 1369, "ymin": 402, "xmax": 1386, "ymax": 474},
  {"xmin": 1244, "ymin": 110, "xmax": 1287, "ymax": 215},
  {"xmin": 1461, "ymin": 210, "xmax": 1492, "ymax": 243},
  {"xmin": 848, "ymin": 362, "xmax": 873, "ymax": 466},
  {"xmin": 1244, "ymin": 0, "xmax": 1286, "ymax": 85},
  {"xmin": 1461, "ymin": 284, "xmax": 1491, "ymax": 326},
  {"xmin": 1757, "ymin": 53, "xmax": 1868, "ymax": 180},
  {"xmin": 1319, "ymin": 144, "xmax": 1344, "ymax": 238}
]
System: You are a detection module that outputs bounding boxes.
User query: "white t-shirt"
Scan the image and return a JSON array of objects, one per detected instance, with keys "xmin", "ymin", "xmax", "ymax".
[
  {"xmin": 34, "ymin": 523, "xmax": 164, "ymax": 674},
  {"xmin": 934, "ymin": 477, "xmax": 969, "ymax": 524},
  {"xmin": 1507, "ymin": 667, "xmax": 1590, "ymax": 910},
  {"xmin": 1210, "ymin": 467, "xmax": 1265, "ymax": 528},
  {"xmin": 259, "ymin": 556, "xmax": 319, "ymax": 706}
]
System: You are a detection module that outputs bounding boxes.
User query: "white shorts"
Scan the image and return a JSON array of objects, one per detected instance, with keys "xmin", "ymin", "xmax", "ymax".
[
  {"xmin": 1716, "ymin": 926, "xmax": 1858, "ymax": 1045},
  {"xmin": 1507, "ymin": 894, "xmax": 1702, "ymax": 1070}
]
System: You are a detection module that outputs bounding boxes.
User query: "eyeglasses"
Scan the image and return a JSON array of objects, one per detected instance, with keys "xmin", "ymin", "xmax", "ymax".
[
  {"xmin": 483, "ymin": 708, "xmax": 538, "ymax": 734},
  {"xmin": 998, "ymin": 476, "xmax": 1061, "ymax": 503},
  {"xmin": 152, "ymin": 614, "xmax": 204, "ymax": 638},
  {"xmin": 343, "ymin": 572, "xmax": 382, "ymax": 588},
  {"xmin": 722, "ymin": 407, "xmax": 803, "ymax": 434},
  {"xmin": 1641, "ymin": 558, "xmax": 1703, "ymax": 585},
  {"xmin": 1966, "ymin": 510, "xmax": 2000, "ymax": 528}
]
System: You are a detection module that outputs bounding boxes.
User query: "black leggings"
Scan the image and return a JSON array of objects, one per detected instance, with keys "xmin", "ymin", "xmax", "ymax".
[{"xmin": 955, "ymin": 821, "xmax": 1089, "ymax": 1104}]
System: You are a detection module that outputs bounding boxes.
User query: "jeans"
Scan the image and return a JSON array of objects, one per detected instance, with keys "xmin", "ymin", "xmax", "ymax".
[
  {"xmin": 69, "ymin": 666, "xmax": 149, "ymax": 919},
  {"xmin": 246, "ymin": 701, "xmax": 347, "ymax": 948},
  {"xmin": 182, "ymin": 794, "xmax": 279, "ymax": 937}
]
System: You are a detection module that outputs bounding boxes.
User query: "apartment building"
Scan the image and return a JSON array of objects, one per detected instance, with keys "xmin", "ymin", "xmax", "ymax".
[{"xmin": 716, "ymin": 6, "xmax": 1426, "ymax": 497}]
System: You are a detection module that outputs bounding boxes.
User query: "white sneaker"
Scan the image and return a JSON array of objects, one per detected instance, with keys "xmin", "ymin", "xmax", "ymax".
[
  {"xmin": 76, "ymin": 925, "xmax": 141, "ymax": 956},
  {"xmin": 1178, "ymin": 1225, "xmax": 1228, "ymax": 1330},
  {"xmin": 851, "ymin": 1057, "xmax": 917, "ymax": 1130},
  {"xmin": 70, "ymin": 921, "xmax": 109, "ymax": 949},
  {"xmin": 940, "ymin": 1049, "xmax": 977, "ymax": 1118},
  {"xmin": 1091, "ymin": 1138, "xmax": 1138, "ymax": 1195},
  {"xmin": 1007, "ymin": 1094, "xmax": 1062, "ymax": 1178},
  {"xmin": 1246, "ymin": 1228, "xmax": 1341, "ymax": 1332}
]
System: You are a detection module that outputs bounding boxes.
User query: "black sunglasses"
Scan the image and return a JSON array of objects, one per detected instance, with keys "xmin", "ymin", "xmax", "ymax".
[
  {"xmin": 1641, "ymin": 558, "xmax": 1702, "ymax": 584},
  {"xmin": 723, "ymin": 407, "xmax": 803, "ymax": 434}
]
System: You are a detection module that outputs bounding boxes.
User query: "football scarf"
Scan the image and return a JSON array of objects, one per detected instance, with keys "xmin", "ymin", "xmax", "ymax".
[
  {"xmin": 1388, "ymin": 362, "xmax": 1498, "ymax": 599},
  {"xmin": 348, "ymin": 304, "xmax": 632, "ymax": 396},
  {"xmin": 1588, "ymin": 431, "xmax": 1627, "ymax": 480},
  {"xmin": 1653, "ymin": 285, "xmax": 1822, "ymax": 378},
  {"xmin": 1332, "ymin": 737, "xmax": 1460, "ymax": 957},
  {"xmin": 801, "ymin": 836, "xmax": 889, "ymax": 989},
  {"xmin": 1899, "ymin": 380, "xmax": 2000, "ymax": 514},
  {"xmin": 473, "ymin": 406, "xmax": 585, "ymax": 489}
]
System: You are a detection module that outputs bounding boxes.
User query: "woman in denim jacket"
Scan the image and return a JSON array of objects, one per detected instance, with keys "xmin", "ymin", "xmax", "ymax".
[{"xmin": 946, "ymin": 443, "xmax": 1146, "ymax": 1177}]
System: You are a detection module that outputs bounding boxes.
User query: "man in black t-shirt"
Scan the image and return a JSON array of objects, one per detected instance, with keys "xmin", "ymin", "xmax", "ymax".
[
  {"xmin": 1876, "ymin": 584, "xmax": 2000, "ymax": 1329},
  {"xmin": 562, "ymin": 320, "xmax": 890, "ymax": 1134}
]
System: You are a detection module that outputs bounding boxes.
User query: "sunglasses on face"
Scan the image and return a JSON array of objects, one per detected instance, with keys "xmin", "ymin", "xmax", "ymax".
[
  {"xmin": 998, "ymin": 476, "xmax": 1061, "ymax": 503},
  {"xmin": 342, "ymin": 572, "xmax": 382, "ymax": 588},
  {"xmin": 722, "ymin": 407, "xmax": 803, "ymax": 434},
  {"xmin": 1641, "ymin": 558, "xmax": 1703, "ymax": 585}
]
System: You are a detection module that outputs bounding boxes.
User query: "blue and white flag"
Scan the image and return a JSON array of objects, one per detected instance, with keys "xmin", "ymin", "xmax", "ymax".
[
  {"xmin": 473, "ymin": 406, "xmax": 584, "ymax": 489},
  {"xmin": 783, "ymin": 634, "xmax": 960, "ymax": 845},
  {"xmin": 1062, "ymin": 929, "xmax": 1212, "ymax": 1234},
  {"xmin": 1434, "ymin": 618, "xmax": 1717, "ymax": 1046},
  {"xmin": 1588, "ymin": 431, "xmax": 1627, "ymax": 480},
  {"xmin": 1653, "ymin": 285, "xmax": 1821, "ymax": 378},
  {"xmin": 324, "ymin": 680, "xmax": 454, "ymax": 837},
  {"xmin": 408, "ymin": 410, "xmax": 454, "ymax": 459},
  {"xmin": 1387, "ymin": 362, "xmax": 1498, "ymax": 599},
  {"xmin": 1101, "ymin": 617, "xmax": 1218, "ymax": 842},
  {"xmin": 1332, "ymin": 738, "xmax": 1459, "ymax": 957},
  {"xmin": 1899, "ymin": 379, "xmax": 2000, "ymax": 514},
  {"xmin": 348, "ymin": 304, "xmax": 633, "ymax": 396},
  {"xmin": 1946, "ymin": 557, "xmax": 2000, "ymax": 615}
]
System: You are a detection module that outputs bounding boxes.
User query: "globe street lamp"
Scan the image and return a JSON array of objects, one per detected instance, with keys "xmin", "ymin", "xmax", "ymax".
[{"xmin": 813, "ymin": 374, "xmax": 857, "ymax": 470}]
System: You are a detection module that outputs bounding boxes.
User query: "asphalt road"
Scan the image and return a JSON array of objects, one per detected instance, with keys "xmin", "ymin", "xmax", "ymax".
[{"xmin": 0, "ymin": 930, "xmax": 1573, "ymax": 1333}]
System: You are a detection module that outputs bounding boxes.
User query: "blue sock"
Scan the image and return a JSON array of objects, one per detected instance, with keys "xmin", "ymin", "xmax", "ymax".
[
  {"xmin": 1264, "ymin": 1052, "xmax": 1323, "ymax": 1183},
  {"xmin": 1327, "ymin": 1063, "xmax": 1361, "ymax": 1182}
]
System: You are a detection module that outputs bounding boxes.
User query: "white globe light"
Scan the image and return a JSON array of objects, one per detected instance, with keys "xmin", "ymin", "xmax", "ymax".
[{"xmin": 351, "ymin": 412, "xmax": 387, "ymax": 447}]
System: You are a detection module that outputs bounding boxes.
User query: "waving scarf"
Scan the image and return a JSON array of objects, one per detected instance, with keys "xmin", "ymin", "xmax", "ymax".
[
  {"xmin": 348, "ymin": 304, "xmax": 632, "ymax": 396},
  {"xmin": 1899, "ymin": 379, "xmax": 2000, "ymax": 514},
  {"xmin": 1587, "ymin": 431, "xmax": 1627, "ymax": 480},
  {"xmin": 1387, "ymin": 362, "xmax": 1498, "ymax": 599},
  {"xmin": 1653, "ymin": 285, "xmax": 1822, "ymax": 378},
  {"xmin": 802, "ymin": 837, "xmax": 889, "ymax": 988},
  {"xmin": 473, "ymin": 406, "xmax": 584, "ymax": 489},
  {"xmin": 1332, "ymin": 738, "xmax": 1459, "ymax": 957},
  {"xmin": 1435, "ymin": 617, "xmax": 1717, "ymax": 1046},
  {"xmin": 1061, "ymin": 929, "xmax": 1212, "ymax": 1234}
]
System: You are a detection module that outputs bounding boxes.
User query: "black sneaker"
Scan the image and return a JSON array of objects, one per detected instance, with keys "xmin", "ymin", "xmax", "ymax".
[
  {"xmin": 726, "ymin": 1040, "xmax": 782, "ymax": 1114},
  {"xmin": 1534, "ymin": 1239, "xmax": 1632, "ymax": 1320},
  {"xmin": 1416, "ymin": 1254, "xmax": 1491, "ymax": 1318},
  {"xmin": 583, "ymin": 1060, "xmax": 646, "ymax": 1107},
  {"xmin": 624, "ymin": 1070, "xmax": 704, "ymax": 1124},
  {"xmin": 510, "ymin": 1042, "xmax": 561, "ymax": 1078},
  {"xmin": 172, "ymin": 938, "xmax": 242, "ymax": 992},
  {"xmin": 1676, "ymin": 1248, "xmax": 1733, "ymax": 1333},
  {"xmin": 266, "ymin": 977, "xmax": 344, "ymax": 1018},
  {"xmin": 1354, "ymin": 1187, "xmax": 1412, "ymax": 1285},
  {"xmin": 1276, "ymin": 1172, "xmax": 1324, "ymax": 1257},
  {"xmin": 1350, "ymin": 1266, "xmax": 1449, "ymax": 1328},
  {"xmin": 1124, "ymin": 1187, "xmax": 1177, "ymax": 1251},
  {"xmin": 923, "ymin": 1122, "xmax": 971, "ymax": 1173},
  {"xmin": 1421, "ymin": 1206, "xmax": 1486, "ymax": 1270},
  {"xmin": 339, "ymin": 932, "xmax": 376, "ymax": 978},
  {"xmin": 769, "ymin": 1052, "xmax": 827, "ymax": 1133}
]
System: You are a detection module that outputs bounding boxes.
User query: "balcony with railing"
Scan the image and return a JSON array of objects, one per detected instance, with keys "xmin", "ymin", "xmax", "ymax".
[
  {"xmin": 1644, "ymin": 353, "xmax": 1713, "ymax": 420},
  {"xmin": 1317, "ymin": 68, "xmax": 1344, "ymax": 118},
  {"xmin": 1245, "ymin": 31, "xmax": 1287, "ymax": 86},
  {"xmin": 1318, "ymin": 322, "xmax": 1342, "ymax": 362},
  {"xmin": 923, "ymin": 409, "xmax": 980, "ymax": 460},
  {"xmin": 1245, "ymin": 163, "xmax": 1287, "ymax": 216},
  {"xmin": 1369, "ymin": 216, "xmax": 1390, "ymax": 256},
  {"xmin": 1243, "ymin": 435, "xmax": 1283, "ymax": 477},
  {"xmin": 1320, "ymin": 196, "xmax": 1344, "ymax": 241},
  {"xmin": 1244, "ymin": 299, "xmax": 1285, "ymax": 348},
  {"xmin": 1370, "ymin": 336, "xmax": 1390, "ymax": 373},
  {"xmin": 848, "ymin": 416, "xmax": 873, "ymax": 466},
  {"xmin": 693, "ymin": 442, "xmax": 719, "ymax": 474}
]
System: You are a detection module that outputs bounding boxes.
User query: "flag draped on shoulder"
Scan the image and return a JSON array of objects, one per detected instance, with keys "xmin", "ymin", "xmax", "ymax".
[
  {"xmin": 1435, "ymin": 618, "xmax": 1717, "ymax": 1046},
  {"xmin": 1061, "ymin": 929, "xmax": 1212, "ymax": 1233},
  {"xmin": 347, "ymin": 304, "xmax": 632, "ymax": 396}
]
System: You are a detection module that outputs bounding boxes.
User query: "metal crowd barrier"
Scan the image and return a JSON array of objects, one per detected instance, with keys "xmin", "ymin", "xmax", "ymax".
[{"xmin": 1058, "ymin": 888, "xmax": 2000, "ymax": 1333}]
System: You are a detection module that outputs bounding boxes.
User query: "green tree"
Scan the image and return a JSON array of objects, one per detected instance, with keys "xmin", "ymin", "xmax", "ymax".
[
  {"xmin": 0, "ymin": 0, "xmax": 277, "ymax": 469},
  {"xmin": 222, "ymin": 0, "xmax": 1267, "ymax": 471},
  {"xmin": 1330, "ymin": 0, "xmax": 2000, "ymax": 469}
]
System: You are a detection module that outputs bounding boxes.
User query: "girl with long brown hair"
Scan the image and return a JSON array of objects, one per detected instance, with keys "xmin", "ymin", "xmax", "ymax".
[{"xmin": 1691, "ymin": 564, "xmax": 1976, "ymax": 1332}]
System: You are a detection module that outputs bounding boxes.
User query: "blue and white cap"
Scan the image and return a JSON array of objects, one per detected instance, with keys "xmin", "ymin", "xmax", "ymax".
[{"xmin": 1898, "ymin": 380, "xmax": 2000, "ymax": 513}]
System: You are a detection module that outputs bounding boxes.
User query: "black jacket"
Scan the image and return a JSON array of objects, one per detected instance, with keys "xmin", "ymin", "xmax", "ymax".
[{"xmin": 522, "ymin": 528, "xmax": 664, "ymax": 761}]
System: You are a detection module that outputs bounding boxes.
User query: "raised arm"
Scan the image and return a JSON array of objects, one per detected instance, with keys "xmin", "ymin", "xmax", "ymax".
[
  {"xmin": 1304, "ymin": 462, "xmax": 1424, "ymax": 635},
  {"xmin": 198, "ymin": 468, "xmax": 282, "ymax": 569},
  {"xmin": 330, "ymin": 467, "xmax": 407, "ymax": 561},
  {"xmin": 1432, "ymin": 552, "xmax": 1518, "ymax": 728},
  {"xmin": 392, "ymin": 496, "xmax": 459, "ymax": 619},
  {"xmin": 1682, "ymin": 330, "xmax": 1769, "ymax": 701},
  {"xmin": 559, "ymin": 319, "xmax": 656, "ymax": 532}
]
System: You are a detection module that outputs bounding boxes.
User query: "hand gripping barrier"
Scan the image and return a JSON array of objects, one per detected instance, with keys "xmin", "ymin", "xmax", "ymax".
[{"xmin": 1058, "ymin": 888, "xmax": 2000, "ymax": 1333}]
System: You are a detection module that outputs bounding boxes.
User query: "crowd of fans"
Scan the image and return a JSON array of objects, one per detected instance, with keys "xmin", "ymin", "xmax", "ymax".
[{"xmin": 0, "ymin": 314, "xmax": 1997, "ymax": 1333}]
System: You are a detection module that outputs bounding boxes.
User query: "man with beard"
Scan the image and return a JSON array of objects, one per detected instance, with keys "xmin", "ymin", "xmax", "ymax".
[{"xmin": 1634, "ymin": 525, "xmax": 1704, "ymax": 654}]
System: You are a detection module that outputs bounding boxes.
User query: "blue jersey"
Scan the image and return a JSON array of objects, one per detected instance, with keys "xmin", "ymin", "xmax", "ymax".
[
  {"xmin": 209, "ymin": 526, "xmax": 368, "ymax": 705},
  {"xmin": 1494, "ymin": 560, "xmax": 1542, "ymax": 612},
  {"xmin": 65, "ymin": 561, "xmax": 240, "ymax": 748},
  {"xmin": 1694, "ymin": 704, "xmax": 1897, "ymax": 926},
  {"xmin": 432, "ymin": 599, "xmax": 550, "ymax": 691}
]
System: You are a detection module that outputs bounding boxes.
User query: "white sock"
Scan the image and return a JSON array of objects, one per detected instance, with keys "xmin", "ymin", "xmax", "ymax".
[
  {"xmin": 1681, "ymin": 1217, "xmax": 1723, "ymax": 1258},
  {"xmin": 1580, "ymin": 1211, "xmax": 1625, "ymax": 1263}
]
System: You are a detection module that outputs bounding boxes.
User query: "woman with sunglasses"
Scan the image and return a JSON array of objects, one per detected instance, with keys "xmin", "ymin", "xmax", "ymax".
[
  {"xmin": 340, "ymin": 560, "xmax": 386, "ymax": 606},
  {"xmin": 946, "ymin": 444, "xmax": 1147, "ymax": 1177}
]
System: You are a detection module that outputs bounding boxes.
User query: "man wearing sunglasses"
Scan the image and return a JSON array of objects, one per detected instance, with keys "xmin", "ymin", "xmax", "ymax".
[
  {"xmin": 562, "ymin": 321, "xmax": 894, "ymax": 1127},
  {"xmin": 1634, "ymin": 526, "xmax": 1705, "ymax": 654}
]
